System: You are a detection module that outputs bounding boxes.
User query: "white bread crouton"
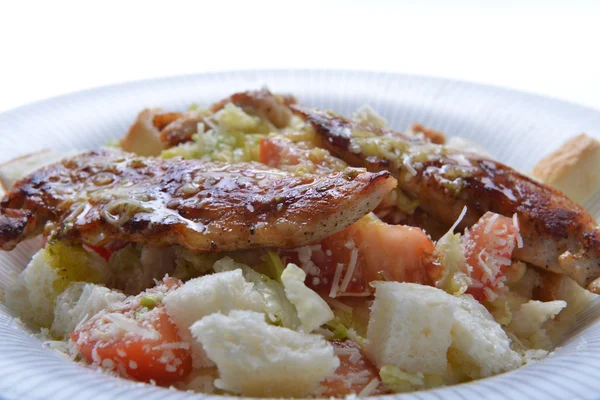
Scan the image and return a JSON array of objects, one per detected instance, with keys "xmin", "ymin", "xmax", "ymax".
[
  {"xmin": 281, "ymin": 263, "xmax": 334, "ymax": 332},
  {"xmin": 532, "ymin": 133, "xmax": 600, "ymax": 204},
  {"xmin": 451, "ymin": 295, "xmax": 522, "ymax": 378},
  {"xmin": 163, "ymin": 270, "xmax": 264, "ymax": 367},
  {"xmin": 508, "ymin": 300, "xmax": 567, "ymax": 349},
  {"xmin": 367, "ymin": 282, "xmax": 522, "ymax": 379},
  {"xmin": 0, "ymin": 149, "xmax": 76, "ymax": 191},
  {"xmin": 5, "ymin": 249, "xmax": 61, "ymax": 327},
  {"xmin": 212, "ymin": 257, "xmax": 301, "ymax": 329},
  {"xmin": 190, "ymin": 310, "xmax": 339, "ymax": 398},
  {"xmin": 366, "ymin": 282, "xmax": 455, "ymax": 375},
  {"xmin": 119, "ymin": 108, "xmax": 166, "ymax": 156},
  {"xmin": 51, "ymin": 282, "xmax": 126, "ymax": 338}
]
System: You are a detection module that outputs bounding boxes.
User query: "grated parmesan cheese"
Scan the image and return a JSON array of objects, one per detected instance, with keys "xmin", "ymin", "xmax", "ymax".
[
  {"xmin": 349, "ymin": 350, "xmax": 363, "ymax": 365},
  {"xmin": 483, "ymin": 213, "xmax": 500, "ymax": 235},
  {"xmin": 450, "ymin": 206, "xmax": 468, "ymax": 233},
  {"xmin": 513, "ymin": 213, "xmax": 524, "ymax": 248},
  {"xmin": 358, "ymin": 378, "xmax": 380, "ymax": 397},
  {"xmin": 339, "ymin": 248, "xmax": 358, "ymax": 292},
  {"xmin": 296, "ymin": 246, "xmax": 318, "ymax": 274},
  {"xmin": 325, "ymin": 298, "xmax": 354, "ymax": 314},
  {"xmin": 329, "ymin": 263, "xmax": 345, "ymax": 298},
  {"xmin": 337, "ymin": 291, "xmax": 371, "ymax": 297}
]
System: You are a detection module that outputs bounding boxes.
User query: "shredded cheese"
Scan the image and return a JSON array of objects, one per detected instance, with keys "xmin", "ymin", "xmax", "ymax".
[
  {"xmin": 339, "ymin": 248, "xmax": 358, "ymax": 292},
  {"xmin": 513, "ymin": 213, "xmax": 524, "ymax": 248},
  {"xmin": 484, "ymin": 213, "xmax": 500, "ymax": 235},
  {"xmin": 337, "ymin": 291, "xmax": 371, "ymax": 297},
  {"xmin": 329, "ymin": 263, "xmax": 344, "ymax": 298},
  {"xmin": 325, "ymin": 298, "xmax": 354, "ymax": 314},
  {"xmin": 358, "ymin": 378, "xmax": 380, "ymax": 397},
  {"xmin": 349, "ymin": 350, "xmax": 362, "ymax": 365},
  {"xmin": 477, "ymin": 250, "xmax": 494, "ymax": 282},
  {"xmin": 449, "ymin": 206, "xmax": 468, "ymax": 234}
]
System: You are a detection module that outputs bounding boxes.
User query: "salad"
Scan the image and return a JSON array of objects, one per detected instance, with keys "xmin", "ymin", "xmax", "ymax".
[{"xmin": 0, "ymin": 88, "xmax": 599, "ymax": 397}]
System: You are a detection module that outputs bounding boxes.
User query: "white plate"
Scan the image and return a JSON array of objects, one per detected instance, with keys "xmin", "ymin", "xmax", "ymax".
[{"xmin": 1, "ymin": 70, "xmax": 600, "ymax": 400}]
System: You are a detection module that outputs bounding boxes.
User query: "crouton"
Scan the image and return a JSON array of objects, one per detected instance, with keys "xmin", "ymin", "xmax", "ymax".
[
  {"xmin": 5, "ymin": 249, "xmax": 61, "ymax": 327},
  {"xmin": 51, "ymin": 282, "xmax": 126, "ymax": 338},
  {"xmin": 163, "ymin": 270, "xmax": 264, "ymax": 367},
  {"xmin": 508, "ymin": 300, "xmax": 567, "ymax": 349},
  {"xmin": 366, "ymin": 282, "xmax": 455, "ymax": 375},
  {"xmin": 119, "ymin": 108, "xmax": 166, "ymax": 156},
  {"xmin": 451, "ymin": 295, "xmax": 522, "ymax": 378},
  {"xmin": 532, "ymin": 133, "xmax": 600, "ymax": 204},
  {"xmin": 367, "ymin": 282, "xmax": 522, "ymax": 381},
  {"xmin": 190, "ymin": 310, "xmax": 339, "ymax": 397}
]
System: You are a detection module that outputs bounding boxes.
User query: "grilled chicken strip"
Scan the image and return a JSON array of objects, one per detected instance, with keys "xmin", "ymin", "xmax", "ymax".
[
  {"xmin": 156, "ymin": 111, "xmax": 208, "ymax": 147},
  {"xmin": 210, "ymin": 88, "xmax": 296, "ymax": 129},
  {"xmin": 0, "ymin": 150, "xmax": 396, "ymax": 253},
  {"xmin": 292, "ymin": 105, "xmax": 600, "ymax": 288},
  {"xmin": 123, "ymin": 89, "xmax": 296, "ymax": 154}
]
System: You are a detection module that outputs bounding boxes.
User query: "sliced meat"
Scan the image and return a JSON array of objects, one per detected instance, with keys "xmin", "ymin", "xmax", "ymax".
[
  {"xmin": 158, "ymin": 111, "xmax": 207, "ymax": 147},
  {"xmin": 210, "ymin": 88, "xmax": 296, "ymax": 129},
  {"xmin": 410, "ymin": 123, "xmax": 446, "ymax": 145},
  {"xmin": 0, "ymin": 150, "xmax": 396, "ymax": 253},
  {"xmin": 292, "ymin": 105, "xmax": 600, "ymax": 289}
]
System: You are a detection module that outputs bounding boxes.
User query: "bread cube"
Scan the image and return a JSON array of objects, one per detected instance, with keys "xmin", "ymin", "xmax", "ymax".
[
  {"xmin": 190, "ymin": 310, "xmax": 339, "ymax": 397},
  {"xmin": 451, "ymin": 295, "xmax": 522, "ymax": 378},
  {"xmin": 5, "ymin": 249, "xmax": 61, "ymax": 327},
  {"xmin": 164, "ymin": 269, "xmax": 264, "ymax": 367},
  {"xmin": 532, "ymin": 133, "xmax": 600, "ymax": 204},
  {"xmin": 367, "ymin": 282, "xmax": 523, "ymax": 380},
  {"xmin": 366, "ymin": 282, "xmax": 454, "ymax": 375},
  {"xmin": 52, "ymin": 282, "xmax": 126, "ymax": 338}
]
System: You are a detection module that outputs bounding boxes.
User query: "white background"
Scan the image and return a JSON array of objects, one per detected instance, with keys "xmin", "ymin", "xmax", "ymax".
[{"xmin": 1, "ymin": 0, "xmax": 599, "ymax": 112}]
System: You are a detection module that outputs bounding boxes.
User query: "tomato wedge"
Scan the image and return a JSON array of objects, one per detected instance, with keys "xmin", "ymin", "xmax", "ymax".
[
  {"xmin": 71, "ymin": 279, "xmax": 192, "ymax": 384},
  {"xmin": 462, "ymin": 212, "xmax": 520, "ymax": 301}
]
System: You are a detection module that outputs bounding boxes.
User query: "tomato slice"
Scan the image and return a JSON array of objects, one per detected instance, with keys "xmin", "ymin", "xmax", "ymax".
[
  {"xmin": 83, "ymin": 244, "xmax": 113, "ymax": 262},
  {"xmin": 259, "ymin": 137, "xmax": 283, "ymax": 166},
  {"xmin": 462, "ymin": 212, "xmax": 520, "ymax": 301},
  {"xmin": 319, "ymin": 340, "xmax": 387, "ymax": 397},
  {"xmin": 279, "ymin": 215, "xmax": 437, "ymax": 297},
  {"xmin": 70, "ymin": 279, "xmax": 192, "ymax": 384}
]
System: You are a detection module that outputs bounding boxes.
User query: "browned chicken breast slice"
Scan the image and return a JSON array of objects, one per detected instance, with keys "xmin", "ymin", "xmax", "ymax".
[
  {"xmin": 210, "ymin": 88, "xmax": 296, "ymax": 129},
  {"xmin": 158, "ymin": 111, "xmax": 208, "ymax": 147},
  {"xmin": 292, "ymin": 105, "xmax": 600, "ymax": 289},
  {"xmin": 123, "ymin": 89, "xmax": 295, "ymax": 154},
  {"xmin": 0, "ymin": 150, "xmax": 396, "ymax": 253}
]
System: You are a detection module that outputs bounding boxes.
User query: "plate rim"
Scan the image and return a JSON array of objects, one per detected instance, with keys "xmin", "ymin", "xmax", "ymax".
[
  {"xmin": 1, "ymin": 68, "xmax": 600, "ymax": 400},
  {"xmin": 2, "ymin": 68, "xmax": 599, "ymax": 119}
]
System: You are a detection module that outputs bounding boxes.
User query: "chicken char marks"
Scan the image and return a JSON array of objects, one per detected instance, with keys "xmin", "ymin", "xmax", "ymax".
[
  {"xmin": 292, "ymin": 105, "xmax": 600, "ymax": 289},
  {"xmin": 0, "ymin": 150, "xmax": 396, "ymax": 252}
]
